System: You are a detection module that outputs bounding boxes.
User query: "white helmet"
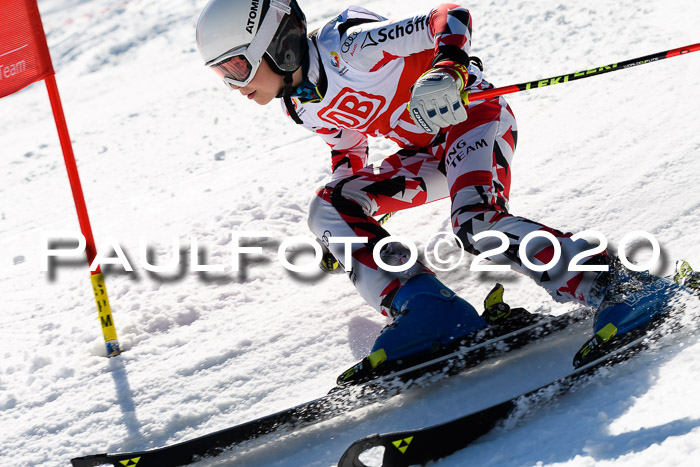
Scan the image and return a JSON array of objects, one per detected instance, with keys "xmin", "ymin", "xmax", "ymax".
[{"xmin": 196, "ymin": 0, "xmax": 307, "ymax": 88}]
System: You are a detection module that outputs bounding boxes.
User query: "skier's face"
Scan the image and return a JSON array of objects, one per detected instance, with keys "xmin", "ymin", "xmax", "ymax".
[{"xmin": 228, "ymin": 59, "xmax": 283, "ymax": 106}]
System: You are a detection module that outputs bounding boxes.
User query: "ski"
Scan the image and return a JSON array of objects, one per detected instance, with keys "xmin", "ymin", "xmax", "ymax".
[
  {"xmin": 337, "ymin": 307, "xmax": 585, "ymax": 386},
  {"xmin": 70, "ymin": 310, "xmax": 588, "ymax": 467},
  {"xmin": 338, "ymin": 300, "xmax": 698, "ymax": 467},
  {"xmin": 338, "ymin": 283, "xmax": 583, "ymax": 386}
]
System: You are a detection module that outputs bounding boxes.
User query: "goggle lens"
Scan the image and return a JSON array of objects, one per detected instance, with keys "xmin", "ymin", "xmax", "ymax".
[{"xmin": 210, "ymin": 54, "xmax": 253, "ymax": 85}]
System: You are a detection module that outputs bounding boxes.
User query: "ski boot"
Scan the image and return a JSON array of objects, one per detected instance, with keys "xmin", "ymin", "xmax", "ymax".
[
  {"xmin": 573, "ymin": 257, "xmax": 690, "ymax": 367},
  {"xmin": 337, "ymin": 274, "xmax": 486, "ymax": 384},
  {"xmin": 371, "ymin": 274, "xmax": 487, "ymax": 362},
  {"xmin": 482, "ymin": 283, "xmax": 538, "ymax": 332}
]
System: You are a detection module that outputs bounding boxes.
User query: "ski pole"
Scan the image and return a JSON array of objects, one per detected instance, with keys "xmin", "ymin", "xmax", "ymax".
[
  {"xmin": 461, "ymin": 43, "xmax": 700, "ymax": 104},
  {"xmin": 379, "ymin": 43, "xmax": 698, "ymax": 232},
  {"xmin": 378, "ymin": 211, "xmax": 395, "ymax": 225}
]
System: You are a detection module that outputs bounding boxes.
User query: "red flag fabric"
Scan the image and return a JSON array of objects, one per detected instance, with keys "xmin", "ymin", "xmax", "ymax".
[{"xmin": 0, "ymin": 0, "xmax": 54, "ymax": 98}]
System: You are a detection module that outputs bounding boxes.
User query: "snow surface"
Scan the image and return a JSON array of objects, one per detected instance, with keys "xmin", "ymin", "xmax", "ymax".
[{"xmin": 1, "ymin": 0, "xmax": 699, "ymax": 465}]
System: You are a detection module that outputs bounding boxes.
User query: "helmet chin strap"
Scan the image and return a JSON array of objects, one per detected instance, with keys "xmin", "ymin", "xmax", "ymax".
[{"xmin": 280, "ymin": 72, "xmax": 303, "ymax": 124}]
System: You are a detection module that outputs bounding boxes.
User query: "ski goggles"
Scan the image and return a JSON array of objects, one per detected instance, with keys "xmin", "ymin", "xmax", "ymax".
[{"xmin": 206, "ymin": 0, "xmax": 292, "ymax": 88}]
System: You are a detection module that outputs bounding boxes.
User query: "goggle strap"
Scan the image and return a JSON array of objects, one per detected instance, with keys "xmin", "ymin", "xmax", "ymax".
[
  {"xmin": 246, "ymin": 0, "xmax": 290, "ymax": 60},
  {"xmin": 270, "ymin": 0, "xmax": 291, "ymax": 15}
]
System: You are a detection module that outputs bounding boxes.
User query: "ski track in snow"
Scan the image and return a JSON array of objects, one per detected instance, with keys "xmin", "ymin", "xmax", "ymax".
[{"xmin": 1, "ymin": 0, "xmax": 699, "ymax": 466}]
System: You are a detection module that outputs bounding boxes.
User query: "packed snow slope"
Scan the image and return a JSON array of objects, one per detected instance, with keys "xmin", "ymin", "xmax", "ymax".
[{"xmin": 1, "ymin": 0, "xmax": 699, "ymax": 465}]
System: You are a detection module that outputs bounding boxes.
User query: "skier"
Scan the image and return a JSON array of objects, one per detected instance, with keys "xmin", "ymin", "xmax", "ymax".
[{"xmin": 195, "ymin": 0, "xmax": 693, "ymax": 369}]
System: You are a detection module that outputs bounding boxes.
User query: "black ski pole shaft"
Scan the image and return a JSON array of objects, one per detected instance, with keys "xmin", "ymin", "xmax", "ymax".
[{"xmin": 461, "ymin": 43, "xmax": 700, "ymax": 104}]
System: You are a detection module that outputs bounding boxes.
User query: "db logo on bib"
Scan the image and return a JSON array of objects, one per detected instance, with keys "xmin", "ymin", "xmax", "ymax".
[{"xmin": 319, "ymin": 88, "xmax": 386, "ymax": 129}]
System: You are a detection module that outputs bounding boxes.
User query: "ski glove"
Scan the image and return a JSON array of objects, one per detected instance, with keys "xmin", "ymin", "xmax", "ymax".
[{"xmin": 409, "ymin": 61, "xmax": 470, "ymax": 134}]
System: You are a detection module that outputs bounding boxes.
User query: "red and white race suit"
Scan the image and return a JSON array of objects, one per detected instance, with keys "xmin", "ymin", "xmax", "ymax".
[{"xmin": 285, "ymin": 4, "xmax": 601, "ymax": 316}]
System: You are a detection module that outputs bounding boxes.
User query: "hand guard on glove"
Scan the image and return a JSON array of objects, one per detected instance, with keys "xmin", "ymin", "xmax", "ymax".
[{"xmin": 409, "ymin": 61, "xmax": 470, "ymax": 134}]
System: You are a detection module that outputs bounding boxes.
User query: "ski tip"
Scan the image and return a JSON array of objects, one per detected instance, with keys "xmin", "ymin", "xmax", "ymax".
[
  {"xmin": 337, "ymin": 434, "xmax": 383, "ymax": 467},
  {"xmin": 70, "ymin": 454, "xmax": 112, "ymax": 467}
]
